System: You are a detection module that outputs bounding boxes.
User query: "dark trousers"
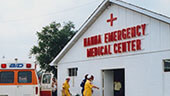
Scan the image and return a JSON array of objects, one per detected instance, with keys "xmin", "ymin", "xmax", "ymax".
[
  {"xmin": 52, "ymin": 90, "xmax": 57, "ymax": 96},
  {"xmin": 81, "ymin": 89, "xmax": 84, "ymax": 96}
]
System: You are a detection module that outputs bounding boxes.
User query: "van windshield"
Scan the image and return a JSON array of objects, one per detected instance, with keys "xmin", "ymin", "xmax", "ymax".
[{"xmin": 0, "ymin": 71, "xmax": 14, "ymax": 83}]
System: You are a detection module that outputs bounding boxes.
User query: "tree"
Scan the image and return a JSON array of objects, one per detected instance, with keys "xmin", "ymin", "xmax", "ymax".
[{"xmin": 30, "ymin": 21, "xmax": 76, "ymax": 75}]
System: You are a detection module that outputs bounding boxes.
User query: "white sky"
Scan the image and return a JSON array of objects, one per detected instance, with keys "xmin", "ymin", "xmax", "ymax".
[{"xmin": 0, "ymin": 0, "xmax": 169, "ymax": 61}]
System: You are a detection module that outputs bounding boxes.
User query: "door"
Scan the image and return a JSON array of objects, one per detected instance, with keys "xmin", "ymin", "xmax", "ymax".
[
  {"xmin": 103, "ymin": 70, "xmax": 114, "ymax": 96},
  {"xmin": 0, "ymin": 71, "xmax": 17, "ymax": 96},
  {"xmin": 40, "ymin": 73, "xmax": 53, "ymax": 96},
  {"xmin": 102, "ymin": 69, "xmax": 125, "ymax": 96},
  {"xmin": 17, "ymin": 85, "xmax": 35, "ymax": 96},
  {"xmin": 17, "ymin": 71, "xmax": 34, "ymax": 96}
]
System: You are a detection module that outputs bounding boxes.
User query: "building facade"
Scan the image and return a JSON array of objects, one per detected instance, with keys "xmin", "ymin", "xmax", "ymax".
[{"xmin": 51, "ymin": 0, "xmax": 170, "ymax": 96}]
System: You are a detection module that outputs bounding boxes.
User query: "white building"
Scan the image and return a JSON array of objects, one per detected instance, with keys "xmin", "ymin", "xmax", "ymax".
[{"xmin": 51, "ymin": 0, "xmax": 170, "ymax": 96}]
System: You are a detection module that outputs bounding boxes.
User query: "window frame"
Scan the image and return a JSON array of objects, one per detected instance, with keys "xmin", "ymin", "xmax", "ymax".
[
  {"xmin": 42, "ymin": 74, "xmax": 52, "ymax": 84},
  {"xmin": 163, "ymin": 59, "xmax": 170, "ymax": 72},
  {"xmin": 68, "ymin": 67, "xmax": 78, "ymax": 77},
  {"xmin": 0, "ymin": 71, "xmax": 14, "ymax": 84},
  {"xmin": 18, "ymin": 71, "xmax": 32, "ymax": 83}
]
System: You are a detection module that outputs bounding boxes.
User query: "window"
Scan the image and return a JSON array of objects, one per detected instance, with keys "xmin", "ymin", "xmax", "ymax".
[
  {"xmin": 68, "ymin": 68, "xmax": 78, "ymax": 76},
  {"xmin": 42, "ymin": 74, "xmax": 51, "ymax": 84},
  {"xmin": 164, "ymin": 59, "xmax": 170, "ymax": 72},
  {"xmin": 0, "ymin": 71, "xmax": 14, "ymax": 83},
  {"xmin": 18, "ymin": 71, "xmax": 32, "ymax": 83}
]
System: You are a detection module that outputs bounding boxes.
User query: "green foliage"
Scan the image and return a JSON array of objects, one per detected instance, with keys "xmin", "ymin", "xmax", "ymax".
[{"xmin": 30, "ymin": 21, "xmax": 76, "ymax": 74}]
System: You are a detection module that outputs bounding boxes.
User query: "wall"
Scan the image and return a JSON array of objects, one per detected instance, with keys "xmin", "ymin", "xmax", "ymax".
[
  {"xmin": 57, "ymin": 4, "xmax": 170, "ymax": 96},
  {"xmin": 59, "ymin": 4, "xmax": 170, "ymax": 64}
]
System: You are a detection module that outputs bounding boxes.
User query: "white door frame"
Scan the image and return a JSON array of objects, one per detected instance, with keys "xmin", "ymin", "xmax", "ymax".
[{"xmin": 101, "ymin": 68, "xmax": 125, "ymax": 96}]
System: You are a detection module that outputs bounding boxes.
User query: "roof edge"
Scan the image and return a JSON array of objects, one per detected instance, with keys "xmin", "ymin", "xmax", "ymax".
[
  {"xmin": 110, "ymin": 0, "xmax": 170, "ymax": 24},
  {"xmin": 50, "ymin": 0, "xmax": 170, "ymax": 66},
  {"xmin": 50, "ymin": 0, "xmax": 110, "ymax": 66}
]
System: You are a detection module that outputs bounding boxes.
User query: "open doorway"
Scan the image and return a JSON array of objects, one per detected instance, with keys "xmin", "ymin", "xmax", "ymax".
[{"xmin": 102, "ymin": 69, "xmax": 125, "ymax": 96}]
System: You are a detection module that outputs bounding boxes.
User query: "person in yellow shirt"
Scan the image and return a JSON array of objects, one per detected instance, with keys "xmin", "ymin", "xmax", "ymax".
[
  {"xmin": 83, "ymin": 75, "xmax": 99, "ymax": 96},
  {"xmin": 114, "ymin": 81, "xmax": 121, "ymax": 91},
  {"xmin": 62, "ymin": 78, "xmax": 71, "ymax": 96}
]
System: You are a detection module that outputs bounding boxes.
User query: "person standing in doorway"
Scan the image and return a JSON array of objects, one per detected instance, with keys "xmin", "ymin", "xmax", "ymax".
[
  {"xmin": 80, "ymin": 74, "xmax": 88, "ymax": 96},
  {"xmin": 114, "ymin": 80, "xmax": 122, "ymax": 96},
  {"xmin": 83, "ymin": 75, "xmax": 99, "ymax": 96},
  {"xmin": 62, "ymin": 77, "xmax": 71, "ymax": 96}
]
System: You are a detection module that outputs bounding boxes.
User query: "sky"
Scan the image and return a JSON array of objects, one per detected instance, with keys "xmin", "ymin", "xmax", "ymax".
[{"xmin": 0, "ymin": 0, "xmax": 169, "ymax": 61}]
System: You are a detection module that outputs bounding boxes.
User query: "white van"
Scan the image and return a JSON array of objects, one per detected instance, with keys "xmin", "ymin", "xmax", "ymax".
[{"xmin": 0, "ymin": 62, "xmax": 39, "ymax": 96}]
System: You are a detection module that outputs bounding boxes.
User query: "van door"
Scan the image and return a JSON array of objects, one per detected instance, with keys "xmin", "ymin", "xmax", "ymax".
[
  {"xmin": 17, "ymin": 85, "xmax": 35, "ymax": 96},
  {"xmin": 0, "ymin": 71, "xmax": 17, "ymax": 96},
  {"xmin": 16, "ymin": 71, "xmax": 34, "ymax": 96},
  {"xmin": 40, "ymin": 73, "xmax": 53, "ymax": 96},
  {"xmin": 0, "ymin": 86, "xmax": 17, "ymax": 96}
]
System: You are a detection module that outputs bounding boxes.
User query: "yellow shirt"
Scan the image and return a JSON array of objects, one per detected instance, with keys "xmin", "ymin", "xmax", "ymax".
[
  {"xmin": 62, "ymin": 80, "xmax": 70, "ymax": 96},
  {"xmin": 114, "ymin": 81, "xmax": 122, "ymax": 91},
  {"xmin": 83, "ymin": 80, "xmax": 94, "ymax": 96}
]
